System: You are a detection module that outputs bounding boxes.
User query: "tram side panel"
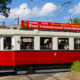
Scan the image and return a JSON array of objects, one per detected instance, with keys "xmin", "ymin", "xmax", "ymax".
[
  {"xmin": 0, "ymin": 51, "xmax": 15, "ymax": 70},
  {"xmin": 74, "ymin": 51, "xmax": 80, "ymax": 62},
  {"xmin": 57, "ymin": 51, "xmax": 70, "ymax": 63},
  {"xmin": 0, "ymin": 51, "xmax": 2, "ymax": 66},
  {"xmin": 69, "ymin": 51, "xmax": 80, "ymax": 63},
  {"xmin": 0, "ymin": 51, "xmax": 15, "ymax": 66},
  {"xmin": 14, "ymin": 50, "xmax": 80, "ymax": 70},
  {"xmin": 69, "ymin": 51, "xmax": 74, "ymax": 63},
  {"xmin": 39, "ymin": 51, "xmax": 57, "ymax": 64},
  {"xmin": 15, "ymin": 51, "xmax": 36, "ymax": 65},
  {"xmin": 15, "ymin": 51, "xmax": 72, "ymax": 65}
]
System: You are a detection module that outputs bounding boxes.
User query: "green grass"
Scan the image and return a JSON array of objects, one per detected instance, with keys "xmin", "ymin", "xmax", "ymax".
[{"xmin": 71, "ymin": 61, "xmax": 80, "ymax": 72}]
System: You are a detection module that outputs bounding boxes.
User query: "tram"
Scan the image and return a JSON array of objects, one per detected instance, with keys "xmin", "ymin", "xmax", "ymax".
[{"xmin": 0, "ymin": 20, "xmax": 80, "ymax": 73}]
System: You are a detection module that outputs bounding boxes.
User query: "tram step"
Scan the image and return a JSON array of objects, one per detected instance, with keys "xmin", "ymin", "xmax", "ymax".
[
  {"xmin": 35, "ymin": 69, "xmax": 71, "ymax": 73},
  {"xmin": 0, "ymin": 70, "xmax": 14, "ymax": 73}
]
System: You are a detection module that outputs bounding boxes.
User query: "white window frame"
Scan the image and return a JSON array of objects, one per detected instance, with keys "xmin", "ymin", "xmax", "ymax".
[
  {"xmin": 58, "ymin": 37, "xmax": 69, "ymax": 50},
  {"xmin": 2, "ymin": 36, "xmax": 13, "ymax": 50},
  {"xmin": 69, "ymin": 37, "xmax": 74, "ymax": 50},
  {"xmin": 20, "ymin": 36, "xmax": 34, "ymax": 50},
  {"xmin": 34, "ymin": 36, "xmax": 40, "ymax": 50},
  {"xmin": 53, "ymin": 37, "xmax": 58, "ymax": 50},
  {"xmin": 74, "ymin": 38, "xmax": 80, "ymax": 50},
  {"xmin": 40, "ymin": 36, "xmax": 53, "ymax": 50}
]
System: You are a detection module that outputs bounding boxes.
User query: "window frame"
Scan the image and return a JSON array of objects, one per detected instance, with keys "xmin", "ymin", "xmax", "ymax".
[
  {"xmin": 40, "ymin": 37, "xmax": 53, "ymax": 50},
  {"xmin": 58, "ymin": 37, "xmax": 69, "ymax": 50},
  {"xmin": 1, "ymin": 36, "xmax": 13, "ymax": 50},
  {"xmin": 20, "ymin": 37, "xmax": 34, "ymax": 50},
  {"xmin": 74, "ymin": 38, "xmax": 80, "ymax": 50}
]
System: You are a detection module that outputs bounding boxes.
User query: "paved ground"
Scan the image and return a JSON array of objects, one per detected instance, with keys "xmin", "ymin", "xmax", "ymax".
[{"xmin": 0, "ymin": 72, "xmax": 71, "ymax": 80}]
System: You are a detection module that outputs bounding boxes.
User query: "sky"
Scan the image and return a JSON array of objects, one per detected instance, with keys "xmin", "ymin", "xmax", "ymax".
[{"xmin": 0, "ymin": 0, "xmax": 80, "ymax": 27}]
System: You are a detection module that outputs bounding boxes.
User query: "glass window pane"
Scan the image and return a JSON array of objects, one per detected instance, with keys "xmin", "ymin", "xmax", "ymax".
[
  {"xmin": 20, "ymin": 37, "xmax": 34, "ymax": 50},
  {"xmin": 4, "ymin": 37, "xmax": 11, "ymax": 50},
  {"xmin": 58, "ymin": 38, "xmax": 69, "ymax": 50},
  {"xmin": 74, "ymin": 38, "xmax": 80, "ymax": 49},
  {"xmin": 40, "ymin": 37, "xmax": 52, "ymax": 50}
]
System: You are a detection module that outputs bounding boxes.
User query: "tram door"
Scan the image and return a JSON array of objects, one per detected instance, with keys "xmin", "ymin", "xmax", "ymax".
[{"xmin": 1, "ymin": 37, "xmax": 14, "ymax": 70}]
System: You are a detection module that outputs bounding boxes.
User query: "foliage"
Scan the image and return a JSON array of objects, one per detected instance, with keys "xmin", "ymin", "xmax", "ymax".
[
  {"xmin": 73, "ymin": 18, "xmax": 80, "ymax": 24},
  {"xmin": 71, "ymin": 61, "xmax": 80, "ymax": 72},
  {"xmin": 0, "ymin": 0, "xmax": 12, "ymax": 18}
]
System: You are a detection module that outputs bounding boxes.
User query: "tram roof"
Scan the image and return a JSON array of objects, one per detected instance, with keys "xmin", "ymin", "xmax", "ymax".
[{"xmin": 0, "ymin": 29, "xmax": 80, "ymax": 37}]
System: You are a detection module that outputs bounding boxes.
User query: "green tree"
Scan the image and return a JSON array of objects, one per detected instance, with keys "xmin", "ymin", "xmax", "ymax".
[
  {"xmin": 0, "ymin": 0, "xmax": 12, "ymax": 18},
  {"xmin": 73, "ymin": 18, "xmax": 80, "ymax": 24}
]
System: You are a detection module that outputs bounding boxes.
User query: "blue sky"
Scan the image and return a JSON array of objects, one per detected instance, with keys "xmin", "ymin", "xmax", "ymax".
[{"xmin": 0, "ymin": 0, "xmax": 80, "ymax": 27}]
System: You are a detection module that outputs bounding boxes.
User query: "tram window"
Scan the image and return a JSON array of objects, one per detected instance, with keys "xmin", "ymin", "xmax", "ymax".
[
  {"xmin": 58, "ymin": 38, "xmax": 69, "ymax": 50},
  {"xmin": 4, "ymin": 37, "xmax": 11, "ymax": 50},
  {"xmin": 20, "ymin": 37, "xmax": 34, "ymax": 50},
  {"xmin": 74, "ymin": 38, "xmax": 80, "ymax": 49},
  {"xmin": 40, "ymin": 37, "xmax": 52, "ymax": 50}
]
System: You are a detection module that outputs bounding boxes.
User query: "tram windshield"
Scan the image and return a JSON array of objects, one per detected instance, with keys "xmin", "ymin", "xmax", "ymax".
[
  {"xmin": 20, "ymin": 37, "xmax": 34, "ymax": 50},
  {"xmin": 4, "ymin": 37, "xmax": 11, "ymax": 50},
  {"xmin": 74, "ymin": 38, "xmax": 80, "ymax": 49},
  {"xmin": 40, "ymin": 37, "xmax": 52, "ymax": 50},
  {"xmin": 58, "ymin": 38, "xmax": 69, "ymax": 50}
]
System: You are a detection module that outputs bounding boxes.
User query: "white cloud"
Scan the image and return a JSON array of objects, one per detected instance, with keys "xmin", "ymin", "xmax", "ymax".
[
  {"xmin": 0, "ymin": 15, "xmax": 5, "ymax": 21},
  {"xmin": 69, "ymin": 3, "xmax": 80, "ymax": 14},
  {"xmin": 40, "ymin": 3, "xmax": 57, "ymax": 16},
  {"xmin": 0, "ymin": 3, "xmax": 57, "ymax": 20}
]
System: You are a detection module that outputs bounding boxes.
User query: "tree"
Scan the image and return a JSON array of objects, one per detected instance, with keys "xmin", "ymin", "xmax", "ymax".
[
  {"xmin": 0, "ymin": 0, "xmax": 12, "ymax": 18},
  {"xmin": 73, "ymin": 18, "xmax": 80, "ymax": 24}
]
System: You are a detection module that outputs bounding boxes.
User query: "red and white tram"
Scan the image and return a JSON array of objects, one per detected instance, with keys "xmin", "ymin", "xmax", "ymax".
[{"xmin": 0, "ymin": 20, "xmax": 80, "ymax": 73}]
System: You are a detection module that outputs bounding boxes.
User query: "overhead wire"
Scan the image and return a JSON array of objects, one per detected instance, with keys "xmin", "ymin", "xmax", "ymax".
[
  {"xmin": 1, "ymin": 0, "xmax": 79, "ymax": 26},
  {"xmin": 8, "ymin": 0, "xmax": 33, "ymax": 25}
]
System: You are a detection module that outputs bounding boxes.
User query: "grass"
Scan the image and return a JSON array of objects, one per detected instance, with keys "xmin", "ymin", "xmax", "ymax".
[{"xmin": 71, "ymin": 61, "xmax": 80, "ymax": 72}]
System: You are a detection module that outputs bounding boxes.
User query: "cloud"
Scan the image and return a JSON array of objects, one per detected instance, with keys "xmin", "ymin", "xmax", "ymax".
[
  {"xmin": 69, "ymin": 3, "xmax": 80, "ymax": 14},
  {"xmin": 4, "ymin": 3, "xmax": 57, "ymax": 19},
  {"xmin": 0, "ymin": 3, "xmax": 57, "ymax": 22},
  {"xmin": 0, "ymin": 15, "xmax": 5, "ymax": 21},
  {"xmin": 40, "ymin": 3, "xmax": 57, "ymax": 16}
]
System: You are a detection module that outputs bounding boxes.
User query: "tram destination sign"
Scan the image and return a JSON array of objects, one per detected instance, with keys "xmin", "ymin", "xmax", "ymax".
[{"xmin": 21, "ymin": 20, "xmax": 80, "ymax": 31}]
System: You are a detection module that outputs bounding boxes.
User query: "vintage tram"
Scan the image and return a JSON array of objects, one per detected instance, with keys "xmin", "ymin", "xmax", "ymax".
[{"xmin": 0, "ymin": 20, "xmax": 80, "ymax": 73}]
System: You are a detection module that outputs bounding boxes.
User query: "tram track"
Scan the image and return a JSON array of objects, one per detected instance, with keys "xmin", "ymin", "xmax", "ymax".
[
  {"xmin": 26, "ymin": 72, "xmax": 61, "ymax": 80},
  {"xmin": 45, "ymin": 73, "xmax": 60, "ymax": 80},
  {"xmin": 0, "ymin": 69, "xmax": 70, "ymax": 80},
  {"xmin": 25, "ymin": 68, "xmax": 70, "ymax": 80},
  {"xmin": 26, "ymin": 75, "xmax": 33, "ymax": 80}
]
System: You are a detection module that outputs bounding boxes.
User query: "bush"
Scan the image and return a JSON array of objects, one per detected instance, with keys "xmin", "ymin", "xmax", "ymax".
[{"xmin": 71, "ymin": 61, "xmax": 80, "ymax": 72}]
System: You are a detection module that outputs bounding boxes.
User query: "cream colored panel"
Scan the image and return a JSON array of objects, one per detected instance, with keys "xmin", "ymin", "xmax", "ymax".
[
  {"xmin": 1, "ymin": 37, "xmax": 3, "ymax": 50},
  {"xmin": 12, "ymin": 36, "xmax": 15, "ymax": 50},
  {"xmin": 14, "ymin": 36, "xmax": 20, "ymax": 50},
  {"xmin": 34, "ymin": 36, "xmax": 40, "ymax": 50},
  {"xmin": 69, "ymin": 38, "xmax": 74, "ymax": 50},
  {"xmin": 53, "ymin": 37, "xmax": 58, "ymax": 50}
]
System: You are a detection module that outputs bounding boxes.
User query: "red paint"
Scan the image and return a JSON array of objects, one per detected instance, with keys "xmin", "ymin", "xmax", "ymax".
[
  {"xmin": 21, "ymin": 20, "xmax": 80, "ymax": 31},
  {"xmin": 14, "ymin": 51, "xmax": 80, "ymax": 65},
  {"xmin": 0, "ymin": 51, "xmax": 80, "ymax": 67},
  {"xmin": 0, "ymin": 51, "xmax": 15, "ymax": 66}
]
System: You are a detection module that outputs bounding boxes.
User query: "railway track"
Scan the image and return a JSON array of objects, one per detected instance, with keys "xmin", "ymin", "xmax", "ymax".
[{"xmin": 0, "ymin": 69, "xmax": 71, "ymax": 80}]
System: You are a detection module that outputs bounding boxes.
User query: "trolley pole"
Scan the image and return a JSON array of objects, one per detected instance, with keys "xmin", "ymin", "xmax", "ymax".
[
  {"xmin": 18, "ymin": 16, "xmax": 19, "ymax": 24},
  {"xmin": 70, "ymin": 18, "xmax": 72, "ymax": 24}
]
